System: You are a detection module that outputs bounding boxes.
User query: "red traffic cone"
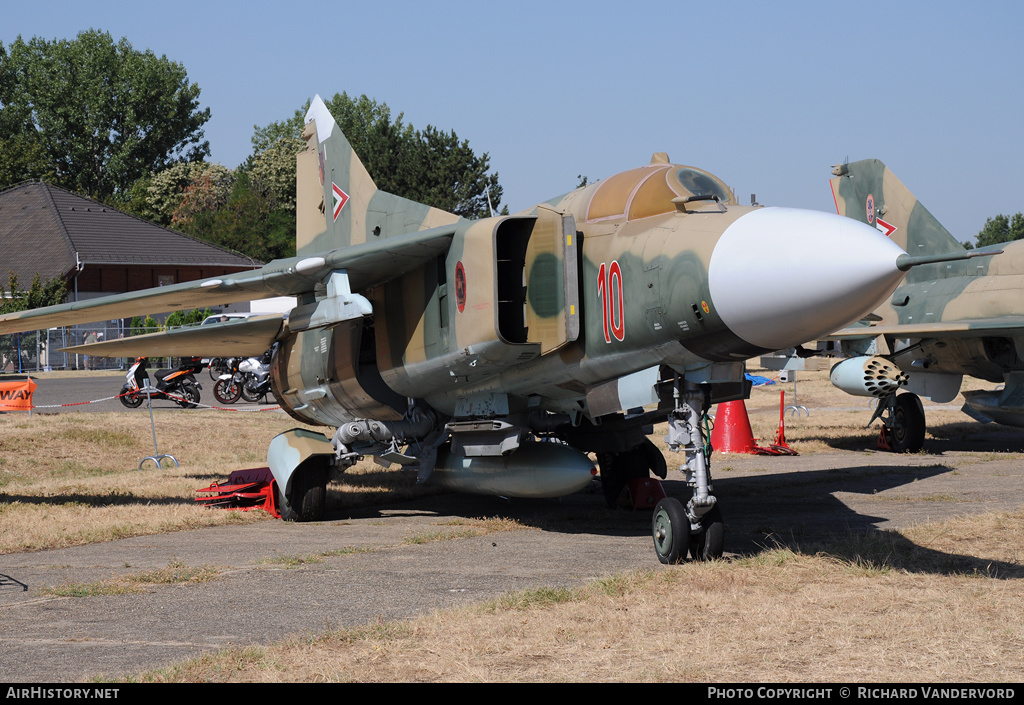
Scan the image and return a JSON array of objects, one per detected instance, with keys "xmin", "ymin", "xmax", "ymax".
[{"xmin": 711, "ymin": 400, "xmax": 758, "ymax": 453}]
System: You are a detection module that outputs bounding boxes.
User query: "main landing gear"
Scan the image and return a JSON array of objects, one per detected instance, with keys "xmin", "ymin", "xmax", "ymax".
[
  {"xmin": 875, "ymin": 392, "xmax": 925, "ymax": 453},
  {"xmin": 651, "ymin": 381, "xmax": 725, "ymax": 564},
  {"xmin": 597, "ymin": 437, "xmax": 667, "ymax": 509}
]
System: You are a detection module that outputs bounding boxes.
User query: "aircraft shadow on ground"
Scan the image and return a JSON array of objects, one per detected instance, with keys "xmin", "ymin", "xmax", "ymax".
[
  {"xmin": 925, "ymin": 421, "xmax": 1024, "ymax": 453},
  {"xmin": 810, "ymin": 421, "xmax": 1024, "ymax": 454},
  {"xmin": 708, "ymin": 465, "xmax": 1024, "ymax": 579},
  {"xmin": 324, "ymin": 460, "xmax": 1024, "ymax": 579}
]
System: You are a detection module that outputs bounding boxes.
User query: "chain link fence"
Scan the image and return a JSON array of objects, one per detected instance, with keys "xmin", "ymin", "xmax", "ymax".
[{"xmin": 1, "ymin": 323, "xmax": 180, "ymax": 373}]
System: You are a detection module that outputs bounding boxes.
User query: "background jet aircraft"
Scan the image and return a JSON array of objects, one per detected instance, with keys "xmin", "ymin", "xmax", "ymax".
[
  {"xmin": 1, "ymin": 97, "xmax": 926, "ymax": 563},
  {"xmin": 825, "ymin": 159, "xmax": 1011, "ymax": 451}
]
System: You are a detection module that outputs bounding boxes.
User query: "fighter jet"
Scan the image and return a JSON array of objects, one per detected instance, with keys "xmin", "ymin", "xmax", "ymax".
[
  {"xmin": 824, "ymin": 159, "xmax": 1009, "ymax": 451},
  {"xmin": 0, "ymin": 97, "xmax": 946, "ymax": 562}
]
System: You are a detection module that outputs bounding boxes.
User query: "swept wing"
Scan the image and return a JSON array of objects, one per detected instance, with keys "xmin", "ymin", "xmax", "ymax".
[
  {"xmin": 0, "ymin": 223, "xmax": 457, "ymax": 336},
  {"xmin": 61, "ymin": 314, "xmax": 286, "ymax": 358},
  {"xmin": 829, "ymin": 316, "xmax": 1024, "ymax": 341}
]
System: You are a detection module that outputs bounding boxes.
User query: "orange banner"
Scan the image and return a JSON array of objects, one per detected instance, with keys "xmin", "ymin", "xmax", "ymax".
[{"xmin": 0, "ymin": 378, "xmax": 37, "ymax": 411}]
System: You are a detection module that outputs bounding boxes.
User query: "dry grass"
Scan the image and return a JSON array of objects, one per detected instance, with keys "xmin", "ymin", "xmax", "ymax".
[
  {"xmin": 42, "ymin": 560, "xmax": 220, "ymax": 597},
  {"xmin": 6, "ymin": 369, "xmax": 1024, "ymax": 682},
  {"xmin": 739, "ymin": 365, "xmax": 1006, "ymax": 455},
  {"xmin": 0, "ymin": 410, "xmax": 435, "ymax": 554},
  {"xmin": 128, "ymin": 509, "xmax": 1024, "ymax": 683},
  {"xmin": 1, "ymin": 367, "xmax": 1003, "ymax": 555}
]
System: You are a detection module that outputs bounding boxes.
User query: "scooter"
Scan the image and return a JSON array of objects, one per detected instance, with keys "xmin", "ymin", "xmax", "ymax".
[{"xmin": 119, "ymin": 357, "xmax": 203, "ymax": 409}]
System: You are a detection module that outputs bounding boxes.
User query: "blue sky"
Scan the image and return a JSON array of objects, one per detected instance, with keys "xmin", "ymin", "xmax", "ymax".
[{"xmin": 4, "ymin": 0, "xmax": 1022, "ymax": 241}]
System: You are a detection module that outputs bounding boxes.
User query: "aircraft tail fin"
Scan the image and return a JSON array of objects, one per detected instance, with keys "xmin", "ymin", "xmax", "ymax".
[
  {"xmin": 297, "ymin": 95, "xmax": 461, "ymax": 257},
  {"xmin": 830, "ymin": 159, "xmax": 966, "ymax": 281}
]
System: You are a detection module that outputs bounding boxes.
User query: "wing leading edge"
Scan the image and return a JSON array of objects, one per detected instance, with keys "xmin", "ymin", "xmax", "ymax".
[
  {"xmin": 62, "ymin": 314, "xmax": 286, "ymax": 359},
  {"xmin": 828, "ymin": 316, "xmax": 1024, "ymax": 341},
  {"xmin": 0, "ymin": 223, "xmax": 457, "ymax": 336}
]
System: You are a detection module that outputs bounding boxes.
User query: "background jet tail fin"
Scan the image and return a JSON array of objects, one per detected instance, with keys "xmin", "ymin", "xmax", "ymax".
[
  {"xmin": 830, "ymin": 159, "xmax": 966, "ymax": 281},
  {"xmin": 297, "ymin": 94, "xmax": 461, "ymax": 257}
]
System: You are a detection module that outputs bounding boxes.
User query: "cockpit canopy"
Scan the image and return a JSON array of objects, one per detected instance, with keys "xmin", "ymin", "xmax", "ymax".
[{"xmin": 585, "ymin": 162, "xmax": 735, "ymax": 223}]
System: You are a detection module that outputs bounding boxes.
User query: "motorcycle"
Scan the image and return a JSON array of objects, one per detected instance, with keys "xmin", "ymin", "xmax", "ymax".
[
  {"xmin": 213, "ymin": 357, "xmax": 244, "ymax": 404},
  {"xmin": 238, "ymin": 353, "xmax": 273, "ymax": 403},
  {"xmin": 119, "ymin": 357, "xmax": 203, "ymax": 409},
  {"xmin": 207, "ymin": 357, "xmax": 230, "ymax": 381}
]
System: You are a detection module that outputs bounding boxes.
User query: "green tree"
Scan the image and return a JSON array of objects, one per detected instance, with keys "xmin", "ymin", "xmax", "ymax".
[
  {"xmin": 0, "ymin": 132, "xmax": 55, "ymax": 187},
  {"xmin": 0, "ymin": 272, "xmax": 68, "ymax": 314},
  {"xmin": 975, "ymin": 213, "xmax": 1024, "ymax": 248},
  {"xmin": 410, "ymin": 125, "xmax": 502, "ymax": 218},
  {"xmin": 0, "ymin": 29, "xmax": 210, "ymax": 198},
  {"xmin": 167, "ymin": 164, "xmax": 234, "ymax": 232},
  {"xmin": 136, "ymin": 159, "xmax": 292, "ymax": 263},
  {"xmin": 252, "ymin": 92, "xmax": 503, "ymax": 219},
  {"xmin": 198, "ymin": 174, "xmax": 295, "ymax": 262},
  {"xmin": 120, "ymin": 93, "xmax": 503, "ymax": 264},
  {"xmin": 139, "ymin": 162, "xmax": 233, "ymax": 227},
  {"xmin": 128, "ymin": 315, "xmax": 160, "ymax": 336},
  {"xmin": 164, "ymin": 307, "xmax": 211, "ymax": 328},
  {"xmin": 246, "ymin": 135, "xmax": 304, "ymax": 212},
  {"xmin": 0, "ymin": 272, "xmax": 68, "ymax": 370}
]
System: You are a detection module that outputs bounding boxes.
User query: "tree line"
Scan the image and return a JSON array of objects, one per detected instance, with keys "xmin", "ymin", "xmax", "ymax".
[
  {"xmin": 0, "ymin": 29, "xmax": 504, "ymax": 268},
  {"xmin": 964, "ymin": 213, "xmax": 1024, "ymax": 250}
]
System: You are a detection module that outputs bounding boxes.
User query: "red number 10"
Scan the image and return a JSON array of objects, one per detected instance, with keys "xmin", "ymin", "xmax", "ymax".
[{"xmin": 597, "ymin": 261, "xmax": 625, "ymax": 343}]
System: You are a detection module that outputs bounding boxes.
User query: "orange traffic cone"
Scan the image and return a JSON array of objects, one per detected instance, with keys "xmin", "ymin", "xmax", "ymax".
[{"xmin": 710, "ymin": 400, "xmax": 758, "ymax": 453}]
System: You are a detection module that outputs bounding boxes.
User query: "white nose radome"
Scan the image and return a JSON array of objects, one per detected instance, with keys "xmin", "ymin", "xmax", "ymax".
[{"xmin": 708, "ymin": 207, "xmax": 907, "ymax": 351}]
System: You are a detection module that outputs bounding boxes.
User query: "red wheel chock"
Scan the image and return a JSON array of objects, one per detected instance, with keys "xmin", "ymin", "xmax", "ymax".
[
  {"xmin": 195, "ymin": 467, "xmax": 281, "ymax": 518},
  {"xmin": 623, "ymin": 477, "xmax": 667, "ymax": 510}
]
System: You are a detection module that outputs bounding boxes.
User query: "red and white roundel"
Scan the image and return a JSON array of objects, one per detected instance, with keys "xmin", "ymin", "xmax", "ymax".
[
  {"xmin": 455, "ymin": 261, "xmax": 467, "ymax": 313},
  {"xmin": 865, "ymin": 194, "xmax": 875, "ymax": 225}
]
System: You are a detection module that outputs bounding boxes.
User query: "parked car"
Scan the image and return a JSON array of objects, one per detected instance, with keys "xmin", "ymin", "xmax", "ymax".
[
  {"xmin": 200, "ymin": 312, "xmax": 258, "ymax": 326},
  {"xmin": 200, "ymin": 313, "xmax": 259, "ymax": 377}
]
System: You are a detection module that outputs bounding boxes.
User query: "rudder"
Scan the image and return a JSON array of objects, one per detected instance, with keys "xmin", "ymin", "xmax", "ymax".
[{"xmin": 297, "ymin": 95, "xmax": 461, "ymax": 257}]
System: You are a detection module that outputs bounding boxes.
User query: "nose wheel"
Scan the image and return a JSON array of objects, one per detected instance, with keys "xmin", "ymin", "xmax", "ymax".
[
  {"xmin": 687, "ymin": 504, "xmax": 724, "ymax": 561},
  {"xmin": 654, "ymin": 377, "xmax": 726, "ymax": 563},
  {"xmin": 652, "ymin": 497, "xmax": 725, "ymax": 564},
  {"xmin": 652, "ymin": 497, "xmax": 688, "ymax": 564}
]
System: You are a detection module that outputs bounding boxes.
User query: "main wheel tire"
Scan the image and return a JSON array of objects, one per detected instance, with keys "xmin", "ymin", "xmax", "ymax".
[
  {"xmin": 214, "ymin": 378, "xmax": 241, "ymax": 404},
  {"xmin": 599, "ymin": 445, "xmax": 654, "ymax": 509},
  {"xmin": 889, "ymin": 393, "xmax": 925, "ymax": 453},
  {"xmin": 119, "ymin": 385, "xmax": 143, "ymax": 408},
  {"xmin": 652, "ymin": 497, "xmax": 688, "ymax": 564},
  {"xmin": 688, "ymin": 504, "xmax": 725, "ymax": 561},
  {"xmin": 277, "ymin": 465, "xmax": 327, "ymax": 522},
  {"xmin": 177, "ymin": 383, "xmax": 200, "ymax": 409}
]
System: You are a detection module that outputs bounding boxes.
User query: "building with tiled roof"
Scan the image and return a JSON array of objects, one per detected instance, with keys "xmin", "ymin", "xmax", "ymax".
[{"xmin": 0, "ymin": 181, "xmax": 260, "ymax": 300}]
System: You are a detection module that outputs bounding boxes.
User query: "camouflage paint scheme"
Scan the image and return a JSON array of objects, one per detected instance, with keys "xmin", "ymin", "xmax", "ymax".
[
  {"xmin": 273, "ymin": 109, "xmax": 758, "ymax": 433},
  {"xmin": 0, "ymin": 96, "xmax": 919, "ymax": 557},
  {"xmin": 828, "ymin": 159, "xmax": 1024, "ymax": 430}
]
